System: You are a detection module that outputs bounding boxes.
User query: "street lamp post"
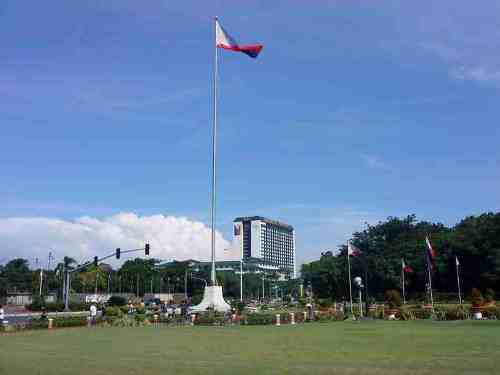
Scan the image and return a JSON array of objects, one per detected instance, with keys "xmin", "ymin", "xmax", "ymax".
[{"xmin": 354, "ymin": 276, "xmax": 364, "ymax": 318}]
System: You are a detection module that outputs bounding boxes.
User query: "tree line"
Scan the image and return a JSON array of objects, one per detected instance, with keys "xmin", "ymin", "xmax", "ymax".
[
  {"xmin": 301, "ymin": 212, "xmax": 500, "ymax": 302},
  {"xmin": 0, "ymin": 257, "xmax": 289, "ymax": 302},
  {"xmin": 2, "ymin": 212, "xmax": 498, "ymax": 303}
]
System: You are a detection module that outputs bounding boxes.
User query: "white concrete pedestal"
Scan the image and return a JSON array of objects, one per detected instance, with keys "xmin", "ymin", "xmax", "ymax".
[{"xmin": 191, "ymin": 286, "xmax": 231, "ymax": 312}]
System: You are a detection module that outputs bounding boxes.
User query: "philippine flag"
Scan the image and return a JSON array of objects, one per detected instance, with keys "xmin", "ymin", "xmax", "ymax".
[
  {"xmin": 402, "ymin": 259, "xmax": 414, "ymax": 273},
  {"xmin": 425, "ymin": 235, "xmax": 437, "ymax": 270},
  {"xmin": 216, "ymin": 19, "xmax": 263, "ymax": 58},
  {"xmin": 348, "ymin": 242, "xmax": 362, "ymax": 257}
]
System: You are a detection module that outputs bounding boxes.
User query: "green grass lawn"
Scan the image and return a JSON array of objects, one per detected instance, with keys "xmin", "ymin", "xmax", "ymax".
[{"xmin": 1, "ymin": 321, "xmax": 499, "ymax": 375}]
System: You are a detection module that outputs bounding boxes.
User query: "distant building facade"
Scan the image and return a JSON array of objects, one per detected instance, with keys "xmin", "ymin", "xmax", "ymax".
[{"xmin": 233, "ymin": 216, "xmax": 296, "ymax": 279}]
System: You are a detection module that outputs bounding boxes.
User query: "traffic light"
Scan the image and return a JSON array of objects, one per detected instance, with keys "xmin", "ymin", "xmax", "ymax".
[
  {"xmin": 93, "ymin": 256, "xmax": 98, "ymax": 267},
  {"xmin": 116, "ymin": 248, "xmax": 121, "ymax": 259},
  {"xmin": 145, "ymin": 243, "xmax": 150, "ymax": 256}
]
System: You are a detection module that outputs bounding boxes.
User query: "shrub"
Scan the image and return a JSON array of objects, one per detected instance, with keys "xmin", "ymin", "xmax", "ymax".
[
  {"xmin": 231, "ymin": 300, "xmax": 245, "ymax": 313},
  {"xmin": 418, "ymin": 306, "xmax": 433, "ymax": 320},
  {"xmin": 107, "ymin": 295, "xmax": 127, "ymax": 306},
  {"xmin": 27, "ymin": 318, "xmax": 49, "ymax": 330},
  {"xmin": 110, "ymin": 315, "xmax": 136, "ymax": 327},
  {"xmin": 105, "ymin": 306, "xmax": 122, "ymax": 317},
  {"xmin": 120, "ymin": 305, "xmax": 130, "ymax": 314},
  {"xmin": 27, "ymin": 295, "xmax": 45, "ymax": 311},
  {"xmin": 385, "ymin": 290, "xmax": 402, "ymax": 309},
  {"xmin": 434, "ymin": 305, "xmax": 468, "ymax": 320},
  {"xmin": 294, "ymin": 311, "xmax": 306, "ymax": 323},
  {"xmin": 318, "ymin": 298, "xmax": 333, "ymax": 308},
  {"xmin": 484, "ymin": 288, "xmax": 495, "ymax": 303},
  {"xmin": 135, "ymin": 306, "xmax": 146, "ymax": 315},
  {"xmin": 47, "ymin": 303, "xmax": 65, "ymax": 312},
  {"xmin": 194, "ymin": 312, "xmax": 226, "ymax": 326},
  {"xmin": 398, "ymin": 305, "xmax": 415, "ymax": 320},
  {"xmin": 53, "ymin": 316, "xmax": 88, "ymax": 328},
  {"xmin": 314, "ymin": 311, "xmax": 345, "ymax": 322},
  {"xmin": 244, "ymin": 313, "xmax": 275, "ymax": 325},
  {"xmin": 191, "ymin": 294, "xmax": 202, "ymax": 305},
  {"xmin": 482, "ymin": 305, "xmax": 499, "ymax": 319},
  {"xmin": 471, "ymin": 288, "xmax": 484, "ymax": 307}
]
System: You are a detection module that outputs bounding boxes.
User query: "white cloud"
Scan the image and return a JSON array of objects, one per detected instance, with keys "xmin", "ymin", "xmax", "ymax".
[
  {"xmin": 450, "ymin": 66, "xmax": 500, "ymax": 83},
  {"xmin": 412, "ymin": 3, "xmax": 500, "ymax": 85},
  {"xmin": 0, "ymin": 213, "xmax": 238, "ymax": 267}
]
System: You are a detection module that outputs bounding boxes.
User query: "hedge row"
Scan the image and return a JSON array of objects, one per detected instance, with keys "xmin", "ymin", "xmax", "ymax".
[
  {"xmin": 26, "ymin": 302, "xmax": 92, "ymax": 312},
  {"xmin": 1, "ymin": 316, "xmax": 95, "ymax": 333}
]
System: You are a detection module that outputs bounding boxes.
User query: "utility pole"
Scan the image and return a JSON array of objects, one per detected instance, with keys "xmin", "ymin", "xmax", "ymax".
[
  {"xmin": 64, "ymin": 271, "xmax": 71, "ymax": 311},
  {"xmin": 62, "ymin": 263, "xmax": 66, "ymax": 302}
]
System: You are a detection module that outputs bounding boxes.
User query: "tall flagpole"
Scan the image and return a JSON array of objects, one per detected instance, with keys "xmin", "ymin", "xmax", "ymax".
[
  {"xmin": 456, "ymin": 256, "xmax": 462, "ymax": 305},
  {"xmin": 427, "ymin": 262, "xmax": 434, "ymax": 312},
  {"xmin": 210, "ymin": 17, "xmax": 219, "ymax": 286},
  {"xmin": 401, "ymin": 259, "xmax": 406, "ymax": 305},
  {"xmin": 347, "ymin": 241, "xmax": 353, "ymax": 316}
]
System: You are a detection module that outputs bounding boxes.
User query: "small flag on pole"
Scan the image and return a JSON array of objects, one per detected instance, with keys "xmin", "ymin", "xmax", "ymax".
[
  {"xmin": 402, "ymin": 259, "xmax": 414, "ymax": 273},
  {"xmin": 216, "ymin": 19, "xmax": 264, "ymax": 58},
  {"xmin": 425, "ymin": 235, "xmax": 437, "ymax": 270},
  {"xmin": 348, "ymin": 242, "xmax": 363, "ymax": 257}
]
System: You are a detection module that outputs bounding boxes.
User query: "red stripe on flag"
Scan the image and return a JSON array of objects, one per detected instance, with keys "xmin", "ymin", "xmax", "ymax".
[
  {"xmin": 217, "ymin": 44, "xmax": 264, "ymax": 58},
  {"xmin": 404, "ymin": 265, "xmax": 414, "ymax": 273}
]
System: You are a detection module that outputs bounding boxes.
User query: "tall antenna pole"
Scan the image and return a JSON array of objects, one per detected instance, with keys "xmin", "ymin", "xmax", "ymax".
[{"xmin": 210, "ymin": 17, "xmax": 219, "ymax": 286}]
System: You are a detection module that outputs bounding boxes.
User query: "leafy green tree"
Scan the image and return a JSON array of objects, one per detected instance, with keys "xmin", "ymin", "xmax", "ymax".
[
  {"xmin": 2, "ymin": 258, "xmax": 33, "ymax": 292},
  {"xmin": 302, "ymin": 213, "xmax": 500, "ymax": 301}
]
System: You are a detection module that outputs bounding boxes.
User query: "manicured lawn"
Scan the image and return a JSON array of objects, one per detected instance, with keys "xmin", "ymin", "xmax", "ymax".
[{"xmin": 1, "ymin": 320, "xmax": 499, "ymax": 375}]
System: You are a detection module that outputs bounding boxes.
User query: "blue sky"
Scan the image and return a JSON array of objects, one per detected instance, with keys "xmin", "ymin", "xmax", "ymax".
[{"xmin": 1, "ymin": 1, "xmax": 499, "ymax": 265}]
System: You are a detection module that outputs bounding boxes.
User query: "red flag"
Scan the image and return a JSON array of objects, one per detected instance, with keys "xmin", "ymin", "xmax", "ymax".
[
  {"xmin": 216, "ymin": 19, "xmax": 264, "ymax": 58},
  {"xmin": 425, "ymin": 235, "xmax": 437, "ymax": 270},
  {"xmin": 402, "ymin": 259, "xmax": 414, "ymax": 273},
  {"xmin": 348, "ymin": 242, "xmax": 362, "ymax": 257}
]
